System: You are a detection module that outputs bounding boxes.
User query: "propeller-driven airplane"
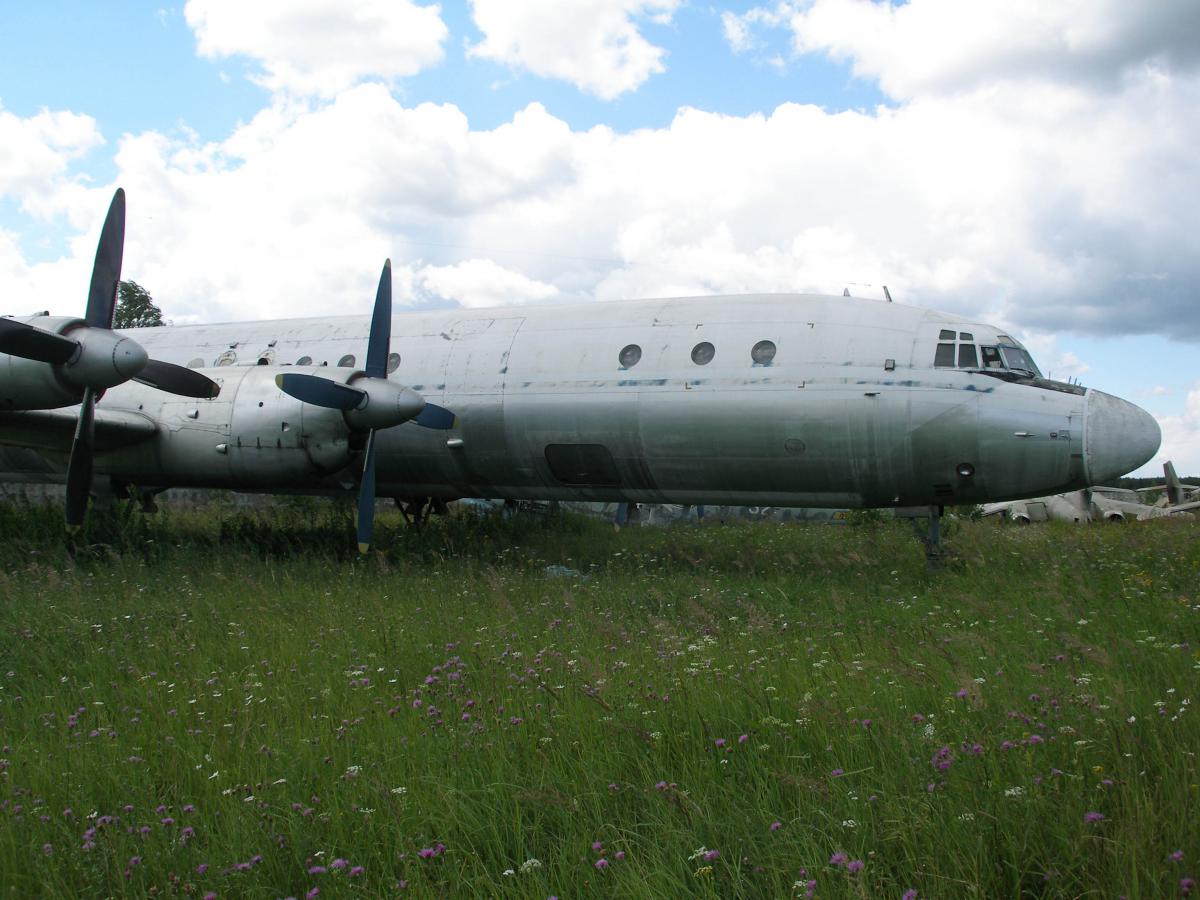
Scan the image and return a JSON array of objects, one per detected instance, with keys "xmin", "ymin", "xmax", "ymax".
[{"xmin": 0, "ymin": 189, "xmax": 1163, "ymax": 553}]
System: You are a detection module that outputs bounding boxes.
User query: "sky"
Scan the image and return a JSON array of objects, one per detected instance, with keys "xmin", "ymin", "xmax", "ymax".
[{"xmin": 1, "ymin": 0, "xmax": 1198, "ymax": 477}]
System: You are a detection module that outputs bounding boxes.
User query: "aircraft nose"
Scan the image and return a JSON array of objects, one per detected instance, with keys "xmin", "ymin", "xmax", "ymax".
[{"xmin": 1083, "ymin": 389, "xmax": 1161, "ymax": 485}]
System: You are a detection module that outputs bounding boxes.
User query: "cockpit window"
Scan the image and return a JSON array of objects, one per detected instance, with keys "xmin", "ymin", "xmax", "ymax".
[
  {"xmin": 999, "ymin": 345, "xmax": 1041, "ymax": 376},
  {"xmin": 981, "ymin": 346, "xmax": 1003, "ymax": 368},
  {"xmin": 938, "ymin": 329, "xmax": 955, "ymax": 340},
  {"xmin": 959, "ymin": 332, "xmax": 973, "ymax": 341},
  {"xmin": 934, "ymin": 343, "xmax": 955, "ymax": 367},
  {"xmin": 958, "ymin": 344, "xmax": 978, "ymax": 368}
]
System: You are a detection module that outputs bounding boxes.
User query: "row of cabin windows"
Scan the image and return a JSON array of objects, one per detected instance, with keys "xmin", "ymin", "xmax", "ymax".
[
  {"xmin": 619, "ymin": 339, "xmax": 777, "ymax": 369},
  {"xmin": 191, "ymin": 341, "xmax": 781, "ymax": 372},
  {"xmin": 190, "ymin": 352, "xmax": 402, "ymax": 372}
]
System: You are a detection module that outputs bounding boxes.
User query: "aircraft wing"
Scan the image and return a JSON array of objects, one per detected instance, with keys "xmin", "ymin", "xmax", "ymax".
[{"xmin": 0, "ymin": 407, "xmax": 158, "ymax": 454}]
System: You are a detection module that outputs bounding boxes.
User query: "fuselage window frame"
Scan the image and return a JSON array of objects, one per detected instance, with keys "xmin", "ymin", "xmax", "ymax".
[
  {"xmin": 691, "ymin": 341, "xmax": 715, "ymax": 366},
  {"xmin": 618, "ymin": 344, "xmax": 642, "ymax": 369},
  {"xmin": 751, "ymin": 340, "xmax": 777, "ymax": 366},
  {"xmin": 337, "ymin": 354, "xmax": 357, "ymax": 368}
]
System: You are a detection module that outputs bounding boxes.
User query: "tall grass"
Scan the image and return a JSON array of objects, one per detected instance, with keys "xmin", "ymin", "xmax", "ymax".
[{"xmin": 0, "ymin": 502, "xmax": 1197, "ymax": 897}]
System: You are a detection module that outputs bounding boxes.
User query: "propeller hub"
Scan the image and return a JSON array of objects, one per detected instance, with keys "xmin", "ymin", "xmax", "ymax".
[
  {"xmin": 344, "ymin": 378, "xmax": 426, "ymax": 431},
  {"xmin": 64, "ymin": 329, "xmax": 149, "ymax": 390}
]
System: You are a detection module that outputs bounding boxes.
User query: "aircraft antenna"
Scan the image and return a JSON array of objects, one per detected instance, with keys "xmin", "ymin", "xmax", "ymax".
[
  {"xmin": 883, "ymin": 285, "xmax": 893, "ymax": 303},
  {"xmin": 843, "ymin": 287, "xmax": 851, "ymax": 297}
]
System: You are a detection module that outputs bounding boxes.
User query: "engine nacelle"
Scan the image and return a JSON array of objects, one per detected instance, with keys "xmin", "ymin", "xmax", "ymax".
[
  {"xmin": 0, "ymin": 316, "xmax": 147, "ymax": 410},
  {"xmin": 99, "ymin": 367, "xmax": 363, "ymax": 488}
]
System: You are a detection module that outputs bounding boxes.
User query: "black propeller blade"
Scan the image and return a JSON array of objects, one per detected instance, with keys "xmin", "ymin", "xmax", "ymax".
[
  {"xmin": 133, "ymin": 360, "xmax": 220, "ymax": 399},
  {"xmin": 413, "ymin": 403, "xmax": 456, "ymax": 430},
  {"xmin": 0, "ymin": 318, "xmax": 77, "ymax": 365},
  {"xmin": 355, "ymin": 261, "xmax": 393, "ymax": 554},
  {"xmin": 274, "ymin": 373, "xmax": 365, "ymax": 410},
  {"xmin": 86, "ymin": 188, "xmax": 125, "ymax": 328},
  {"xmin": 357, "ymin": 430, "xmax": 378, "ymax": 555},
  {"xmin": 65, "ymin": 388, "xmax": 96, "ymax": 533}
]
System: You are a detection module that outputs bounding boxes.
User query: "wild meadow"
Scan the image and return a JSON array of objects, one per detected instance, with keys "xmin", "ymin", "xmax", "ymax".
[{"xmin": 0, "ymin": 500, "xmax": 1197, "ymax": 898}]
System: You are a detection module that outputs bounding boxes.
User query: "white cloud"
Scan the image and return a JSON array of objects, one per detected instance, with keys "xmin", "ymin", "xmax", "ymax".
[
  {"xmin": 184, "ymin": 0, "xmax": 447, "ymax": 98},
  {"xmin": 728, "ymin": 0, "xmax": 1200, "ymax": 100},
  {"xmin": 417, "ymin": 259, "xmax": 558, "ymax": 307},
  {"xmin": 1155, "ymin": 383, "xmax": 1200, "ymax": 477},
  {"xmin": 0, "ymin": 66, "xmax": 1196, "ymax": 345},
  {"xmin": 468, "ymin": 0, "xmax": 680, "ymax": 99},
  {"xmin": 0, "ymin": 104, "xmax": 103, "ymax": 204}
]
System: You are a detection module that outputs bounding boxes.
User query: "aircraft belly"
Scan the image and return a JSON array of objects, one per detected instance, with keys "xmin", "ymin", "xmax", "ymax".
[{"xmin": 375, "ymin": 380, "xmax": 924, "ymax": 507}]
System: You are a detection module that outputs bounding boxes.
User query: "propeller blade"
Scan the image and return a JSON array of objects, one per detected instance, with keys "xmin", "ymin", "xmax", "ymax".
[
  {"xmin": 0, "ymin": 319, "xmax": 77, "ymax": 365},
  {"xmin": 364, "ymin": 259, "xmax": 391, "ymax": 379},
  {"xmin": 134, "ymin": 359, "xmax": 221, "ymax": 398},
  {"xmin": 85, "ymin": 188, "xmax": 125, "ymax": 329},
  {"xmin": 275, "ymin": 373, "xmax": 365, "ymax": 410},
  {"xmin": 357, "ymin": 429, "xmax": 378, "ymax": 554},
  {"xmin": 413, "ymin": 403, "xmax": 456, "ymax": 430},
  {"xmin": 65, "ymin": 388, "xmax": 97, "ymax": 532}
]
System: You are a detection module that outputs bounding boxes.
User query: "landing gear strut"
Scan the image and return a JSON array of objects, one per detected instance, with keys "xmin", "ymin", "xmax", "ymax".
[{"xmin": 910, "ymin": 503, "xmax": 944, "ymax": 569}]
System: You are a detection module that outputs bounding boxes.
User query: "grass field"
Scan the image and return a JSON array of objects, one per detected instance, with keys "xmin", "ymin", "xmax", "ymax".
[{"xmin": 0, "ymin": 502, "xmax": 1197, "ymax": 898}]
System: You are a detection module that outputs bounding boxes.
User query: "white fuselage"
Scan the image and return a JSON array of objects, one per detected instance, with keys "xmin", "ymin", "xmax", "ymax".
[{"xmin": 0, "ymin": 294, "xmax": 1161, "ymax": 508}]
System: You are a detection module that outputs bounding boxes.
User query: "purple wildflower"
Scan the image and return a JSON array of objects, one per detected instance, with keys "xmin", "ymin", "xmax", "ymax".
[
  {"xmin": 306, "ymin": 889, "xmax": 320, "ymax": 900},
  {"xmin": 714, "ymin": 738, "xmax": 726, "ymax": 748},
  {"xmin": 308, "ymin": 865, "xmax": 327, "ymax": 874},
  {"xmin": 770, "ymin": 821, "xmax": 782, "ymax": 832},
  {"xmin": 704, "ymin": 849, "xmax": 720, "ymax": 861},
  {"xmin": 902, "ymin": 891, "xmax": 918, "ymax": 900},
  {"xmin": 42, "ymin": 843, "xmax": 53, "ymax": 856},
  {"xmin": 330, "ymin": 859, "xmax": 348, "ymax": 870},
  {"xmin": 1171, "ymin": 851, "xmax": 1185, "ymax": 863},
  {"xmin": 196, "ymin": 863, "xmax": 209, "ymax": 875},
  {"xmin": 831, "ymin": 768, "xmax": 844, "ymax": 777},
  {"xmin": 1182, "ymin": 879, "xmax": 1195, "ymax": 896},
  {"xmin": 830, "ymin": 851, "xmax": 848, "ymax": 866},
  {"xmin": 595, "ymin": 858, "xmax": 609, "ymax": 870},
  {"xmin": 738, "ymin": 734, "xmax": 749, "ymax": 743},
  {"xmin": 592, "ymin": 841, "xmax": 603, "ymax": 852},
  {"xmin": 129, "ymin": 856, "xmax": 142, "ymax": 867},
  {"xmin": 615, "ymin": 851, "xmax": 626, "ymax": 861},
  {"xmin": 349, "ymin": 866, "xmax": 364, "ymax": 877},
  {"xmin": 956, "ymin": 688, "xmax": 969, "ymax": 698},
  {"xmin": 1083, "ymin": 811, "xmax": 1105, "ymax": 823},
  {"xmin": 847, "ymin": 859, "xmax": 864, "ymax": 874}
]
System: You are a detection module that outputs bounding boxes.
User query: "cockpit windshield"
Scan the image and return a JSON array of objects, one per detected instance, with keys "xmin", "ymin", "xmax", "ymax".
[{"xmin": 997, "ymin": 344, "xmax": 1041, "ymax": 377}]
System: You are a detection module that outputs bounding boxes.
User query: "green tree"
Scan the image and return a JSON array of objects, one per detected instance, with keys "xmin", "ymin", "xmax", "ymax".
[{"xmin": 114, "ymin": 280, "xmax": 165, "ymax": 328}]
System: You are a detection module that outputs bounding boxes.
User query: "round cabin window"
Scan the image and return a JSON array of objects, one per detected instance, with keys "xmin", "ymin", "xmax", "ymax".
[
  {"xmin": 187, "ymin": 358, "xmax": 204, "ymax": 369},
  {"xmin": 618, "ymin": 344, "xmax": 642, "ymax": 368},
  {"xmin": 215, "ymin": 350, "xmax": 237, "ymax": 366},
  {"xmin": 338, "ymin": 354, "xmax": 357, "ymax": 368},
  {"xmin": 751, "ymin": 340, "xmax": 777, "ymax": 365},
  {"xmin": 296, "ymin": 355, "xmax": 312, "ymax": 366},
  {"xmin": 690, "ymin": 341, "xmax": 715, "ymax": 366},
  {"xmin": 387, "ymin": 352, "xmax": 401, "ymax": 374}
]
